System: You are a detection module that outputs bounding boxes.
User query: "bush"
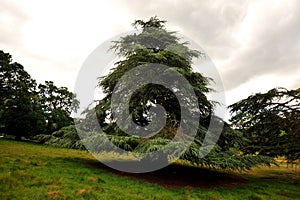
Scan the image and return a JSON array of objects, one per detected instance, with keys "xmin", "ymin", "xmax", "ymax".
[{"xmin": 33, "ymin": 125, "xmax": 85, "ymax": 150}]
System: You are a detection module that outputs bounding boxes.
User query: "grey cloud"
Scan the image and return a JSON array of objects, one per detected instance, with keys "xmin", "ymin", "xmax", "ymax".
[
  {"xmin": 221, "ymin": 2, "xmax": 300, "ymax": 89},
  {"xmin": 119, "ymin": 0, "xmax": 249, "ymax": 60},
  {"xmin": 2, "ymin": 0, "xmax": 298, "ymax": 93},
  {"xmin": 117, "ymin": 0, "xmax": 299, "ymax": 90}
]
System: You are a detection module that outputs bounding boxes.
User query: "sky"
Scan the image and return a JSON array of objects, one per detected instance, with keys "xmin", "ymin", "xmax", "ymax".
[{"xmin": 1, "ymin": 0, "xmax": 300, "ymax": 118}]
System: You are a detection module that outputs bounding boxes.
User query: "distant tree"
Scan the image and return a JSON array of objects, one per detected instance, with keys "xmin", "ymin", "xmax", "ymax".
[
  {"xmin": 38, "ymin": 81, "xmax": 79, "ymax": 134},
  {"xmin": 0, "ymin": 50, "xmax": 45, "ymax": 139},
  {"xmin": 0, "ymin": 50, "xmax": 79, "ymax": 138},
  {"xmin": 229, "ymin": 87, "xmax": 300, "ymax": 162}
]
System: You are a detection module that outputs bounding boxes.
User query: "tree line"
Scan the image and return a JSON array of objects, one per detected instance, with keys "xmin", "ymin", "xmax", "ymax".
[{"xmin": 0, "ymin": 50, "xmax": 79, "ymax": 140}]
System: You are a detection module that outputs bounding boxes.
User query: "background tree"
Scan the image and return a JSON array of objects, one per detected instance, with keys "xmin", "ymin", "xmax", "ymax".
[
  {"xmin": 229, "ymin": 87, "xmax": 300, "ymax": 163},
  {"xmin": 0, "ymin": 50, "xmax": 45, "ymax": 139},
  {"xmin": 0, "ymin": 50, "xmax": 79, "ymax": 139},
  {"xmin": 82, "ymin": 17, "xmax": 273, "ymax": 170},
  {"xmin": 38, "ymin": 81, "xmax": 79, "ymax": 134}
]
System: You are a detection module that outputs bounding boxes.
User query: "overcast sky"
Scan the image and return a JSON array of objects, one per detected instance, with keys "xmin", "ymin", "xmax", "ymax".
[{"xmin": 1, "ymin": 0, "xmax": 300, "ymax": 113}]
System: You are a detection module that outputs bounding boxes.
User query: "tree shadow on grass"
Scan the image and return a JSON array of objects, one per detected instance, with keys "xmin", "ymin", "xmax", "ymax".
[{"xmin": 56, "ymin": 156, "xmax": 249, "ymax": 189}]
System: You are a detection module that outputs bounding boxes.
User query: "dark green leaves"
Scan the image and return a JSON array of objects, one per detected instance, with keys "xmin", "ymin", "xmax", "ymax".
[
  {"xmin": 229, "ymin": 87, "xmax": 300, "ymax": 161},
  {"xmin": 0, "ymin": 50, "xmax": 79, "ymax": 138}
]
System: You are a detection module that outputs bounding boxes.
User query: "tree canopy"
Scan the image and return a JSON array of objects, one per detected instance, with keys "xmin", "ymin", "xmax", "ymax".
[
  {"xmin": 0, "ymin": 50, "xmax": 45, "ymax": 139},
  {"xmin": 229, "ymin": 87, "xmax": 300, "ymax": 162},
  {"xmin": 0, "ymin": 50, "xmax": 79, "ymax": 139},
  {"xmin": 98, "ymin": 17, "xmax": 212, "ymax": 137},
  {"xmin": 38, "ymin": 81, "xmax": 79, "ymax": 134}
]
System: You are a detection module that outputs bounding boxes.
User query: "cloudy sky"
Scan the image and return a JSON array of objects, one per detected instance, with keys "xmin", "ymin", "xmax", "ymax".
[{"xmin": 1, "ymin": 0, "xmax": 300, "ymax": 116}]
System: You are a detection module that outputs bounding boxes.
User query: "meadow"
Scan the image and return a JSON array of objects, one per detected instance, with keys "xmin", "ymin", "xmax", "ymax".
[{"xmin": 0, "ymin": 138, "xmax": 299, "ymax": 200}]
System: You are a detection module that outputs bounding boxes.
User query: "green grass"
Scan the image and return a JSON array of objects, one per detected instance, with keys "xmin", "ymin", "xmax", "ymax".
[{"xmin": 0, "ymin": 139, "xmax": 299, "ymax": 200}]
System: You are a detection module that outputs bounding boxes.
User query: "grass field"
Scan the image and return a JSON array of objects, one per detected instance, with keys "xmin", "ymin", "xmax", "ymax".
[{"xmin": 0, "ymin": 139, "xmax": 299, "ymax": 200}]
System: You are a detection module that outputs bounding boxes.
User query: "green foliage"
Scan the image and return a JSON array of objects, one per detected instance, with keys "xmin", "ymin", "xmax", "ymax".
[
  {"xmin": 0, "ymin": 50, "xmax": 79, "ymax": 138},
  {"xmin": 34, "ymin": 125, "xmax": 85, "ymax": 150},
  {"xmin": 229, "ymin": 87, "xmax": 300, "ymax": 162},
  {"xmin": 38, "ymin": 81, "xmax": 79, "ymax": 134},
  {"xmin": 0, "ymin": 50, "xmax": 46, "ymax": 139},
  {"xmin": 96, "ymin": 16, "xmax": 212, "ymax": 131}
]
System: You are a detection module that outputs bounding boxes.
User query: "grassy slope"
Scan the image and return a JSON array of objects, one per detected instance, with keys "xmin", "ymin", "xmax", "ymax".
[{"xmin": 0, "ymin": 139, "xmax": 299, "ymax": 200}]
